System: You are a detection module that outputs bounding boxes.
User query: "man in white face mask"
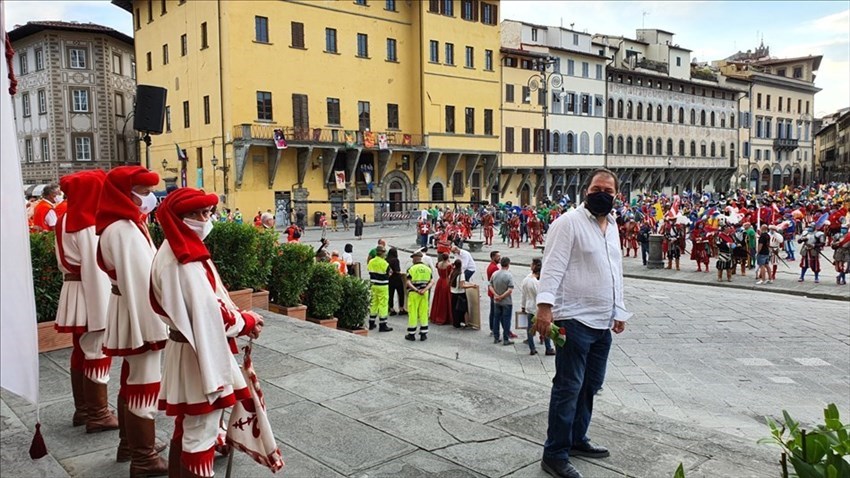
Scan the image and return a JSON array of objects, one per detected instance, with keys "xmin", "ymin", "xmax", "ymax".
[
  {"xmin": 95, "ymin": 165, "xmax": 169, "ymax": 475},
  {"xmin": 150, "ymin": 188, "xmax": 264, "ymax": 478}
]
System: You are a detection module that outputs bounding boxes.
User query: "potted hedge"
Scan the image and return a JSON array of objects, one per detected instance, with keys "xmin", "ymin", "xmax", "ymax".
[
  {"xmin": 303, "ymin": 262, "xmax": 343, "ymax": 329},
  {"xmin": 247, "ymin": 228, "xmax": 278, "ymax": 310},
  {"xmin": 204, "ymin": 222, "xmax": 259, "ymax": 310},
  {"xmin": 268, "ymin": 242, "xmax": 314, "ymax": 320},
  {"xmin": 30, "ymin": 232, "xmax": 71, "ymax": 352},
  {"xmin": 335, "ymin": 275, "xmax": 371, "ymax": 336}
]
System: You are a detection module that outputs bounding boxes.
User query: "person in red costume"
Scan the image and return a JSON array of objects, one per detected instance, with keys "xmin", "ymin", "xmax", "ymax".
[
  {"xmin": 95, "ymin": 166, "xmax": 169, "ymax": 476},
  {"xmin": 53, "ymin": 171, "xmax": 119, "ymax": 433},
  {"xmin": 150, "ymin": 188, "xmax": 264, "ymax": 478}
]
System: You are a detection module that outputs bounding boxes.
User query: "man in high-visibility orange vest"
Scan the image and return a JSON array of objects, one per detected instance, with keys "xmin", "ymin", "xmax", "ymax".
[{"xmin": 31, "ymin": 183, "xmax": 63, "ymax": 232}]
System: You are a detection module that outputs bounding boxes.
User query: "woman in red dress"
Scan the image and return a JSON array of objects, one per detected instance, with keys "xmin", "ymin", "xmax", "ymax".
[{"xmin": 429, "ymin": 253, "xmax": 453, "ymax": 325}]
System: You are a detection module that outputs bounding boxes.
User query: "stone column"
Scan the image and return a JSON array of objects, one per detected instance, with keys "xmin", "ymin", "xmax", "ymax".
[{"xmin": 648, "ymin": 234, "xmax": 664, "ymax": 269}]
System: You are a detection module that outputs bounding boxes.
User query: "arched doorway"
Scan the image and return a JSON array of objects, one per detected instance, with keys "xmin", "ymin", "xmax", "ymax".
[
  {"xmin": 387, "ymin": 179, "xmax": 405, "ymax": 212},
  {"xmin": 793, "ymin": 168, "xmax": 801, "ymax": 185},
  {"xmin": 772, "ymin": 165, "xmax": 782, "ymax": 191},
  {"xmin": 431, "ymin": 182, "xmax": 444, "ymax": 202},
  {"xmin": 760, "ymin": 168, "xmax": 771, "ymax": 192},
  {"xmin": 750, "ymin": 169, "xmax": 759, "ymax": 192},
  {"xmin": 782, "ymin": 167, "xmax": 792, "ymax": 188},
  {"xmin": 520, "ymin": 184, "xmax": 530, "ymax": 206}
]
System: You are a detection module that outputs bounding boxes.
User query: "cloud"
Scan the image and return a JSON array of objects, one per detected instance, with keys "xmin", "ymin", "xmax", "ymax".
[{"xmin": 802, "ymin": 8, "xmax": 850, "ymax": 35}]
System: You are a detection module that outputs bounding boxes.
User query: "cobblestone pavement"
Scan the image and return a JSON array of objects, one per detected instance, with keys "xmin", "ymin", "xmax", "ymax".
[{"xmin": 311, "ymin": 224, "xmax": 850, "ymax": 442}]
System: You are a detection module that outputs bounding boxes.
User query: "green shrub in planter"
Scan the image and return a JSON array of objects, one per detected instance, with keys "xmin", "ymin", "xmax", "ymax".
[
  {"xmin": 249, "ymin": 228, "xmax": 279, "ymax": 291},
  {"xmin": 268, "ymin": 242, "xmax": 315, "ymax": 307},
  {"xmin": 147, "ymin": 222, "xmax": 165, "ymax": 249},
  {"xmin": 303, "ymin": 262, "xmax": 343, "ymax": 320},
  {"xmin": 335, "ymin": 275, "xmax": 371, "ymax": 330},
  {"xmin": 30, "ymin": 232, "xmax": 63, "ymax": 323},
  {"xmin": 204, "ymin": 222, "xmax": 259, "ymax": 291}
]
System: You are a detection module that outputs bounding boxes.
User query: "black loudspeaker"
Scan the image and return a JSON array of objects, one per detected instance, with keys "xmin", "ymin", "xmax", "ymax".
[{"xmin": 133, "ymin": 85, "xmax": 167, "ymax": 134}]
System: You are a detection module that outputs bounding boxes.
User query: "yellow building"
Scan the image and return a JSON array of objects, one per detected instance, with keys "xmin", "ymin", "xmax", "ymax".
[{"xmin": 114, "ymin": 0, "xmax": 501, "ymax": 220}]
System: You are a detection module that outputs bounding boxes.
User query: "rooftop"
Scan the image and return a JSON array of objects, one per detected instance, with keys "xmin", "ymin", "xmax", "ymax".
[{"xmin": 8, "ymin": 20, "xmax": 132, "ymax": 45}]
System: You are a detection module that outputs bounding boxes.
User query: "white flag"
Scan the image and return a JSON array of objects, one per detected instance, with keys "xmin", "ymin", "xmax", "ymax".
[{"xmin": 0, "ymin": 0, "xmax": 40, "ymax": 405}]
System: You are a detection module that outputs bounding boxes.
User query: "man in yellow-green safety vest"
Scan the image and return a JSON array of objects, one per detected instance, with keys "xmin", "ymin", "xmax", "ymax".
[
  {"xmin": 367, "ymin": 245, "xmax": 394, "ymax": 332},
  {"xmin": 404, "ymin": 251, "xmax": 434, "ymax": 341}
]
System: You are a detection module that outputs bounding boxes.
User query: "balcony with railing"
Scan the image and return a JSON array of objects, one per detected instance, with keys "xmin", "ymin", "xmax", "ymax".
[
  {"xmin": 232, "ymin": 124, "xmax": 425, "ymax": 149},
  {"xmin": 773, "ymin": 137, "xmax": 799, "ymax": 151}
]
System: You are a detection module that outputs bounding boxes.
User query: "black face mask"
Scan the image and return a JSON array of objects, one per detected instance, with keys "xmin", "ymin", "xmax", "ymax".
[{"xmin": 585, "ymin": 192, "xmax": 614, "ymax": 217}]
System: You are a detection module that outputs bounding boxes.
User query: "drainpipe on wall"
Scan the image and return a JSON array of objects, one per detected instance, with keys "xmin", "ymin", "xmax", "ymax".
[{"xmin": 217, "ymin": 0, "xmax": 228, "ymax": 198}]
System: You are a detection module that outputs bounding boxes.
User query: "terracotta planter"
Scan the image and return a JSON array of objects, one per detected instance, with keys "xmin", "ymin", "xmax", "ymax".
[
  {"xmin": 38, "ymin": 321, "xmax": 73, "ymax": 353},
  {"xmin": 269, "ymin": 304, "xmax": 307, "ymax": 320},
  {"xmin": 341, "ymin": 327, "xmax": 368, "ymax": 336},
  {"xmin": 307, "ymin": 317, "xmax": 338, "ymax": 329},
  {"xmin": 251, "ymin": 289, "xmax": 269, "ymax": 310},
  {"xmin": 229, "ymin": 288, "xmax": 253, "ymax": 311}
]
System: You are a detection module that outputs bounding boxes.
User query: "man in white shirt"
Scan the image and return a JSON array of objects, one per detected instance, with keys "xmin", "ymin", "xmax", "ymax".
[
  {"xmin": 534, "ymin": 168, "xmax": 631, "ymax": 478},
  {"xmin": 451, "ymin": 244, "xmax": 477, "ymax": 281}
]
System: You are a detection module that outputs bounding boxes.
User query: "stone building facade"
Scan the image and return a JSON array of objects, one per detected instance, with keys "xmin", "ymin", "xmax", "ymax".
[
  {"xmin": 815, "ymin": 108, "xmax": 850, "ymax": 182},
  {"xmin": 9, "ymin": 21, "xmax": 137, "ymax": 188}
]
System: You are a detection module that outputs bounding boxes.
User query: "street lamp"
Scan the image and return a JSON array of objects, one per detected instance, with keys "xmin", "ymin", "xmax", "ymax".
[
  {"xmin": 527, "ymin": 56, "xmax": 564, "ymax": 203},
  {"xmin": 210, "ymin": 155, "xmax": 228, "ymax": 192},
  {"xmin": 161, "ymin": 158, "xmax": 178, "ymax": 174}
]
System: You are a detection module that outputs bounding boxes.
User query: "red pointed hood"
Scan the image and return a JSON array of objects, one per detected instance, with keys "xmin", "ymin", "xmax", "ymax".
[
  {"xmin": 156, "ymin": 188, "xmax": 218, "ymax": 264},
  {"xmin": 95, "ymin": 166, "xmax": 160, "ymax": 235},
  {"xmin": 59, "ymin": 170, "xmax": 107, "ymax": 233}
]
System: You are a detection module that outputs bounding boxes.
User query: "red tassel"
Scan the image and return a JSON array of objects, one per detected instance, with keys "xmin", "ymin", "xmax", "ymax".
[{"xmin": 29, "ymin": 422, "xmax": 48, "ymax": 459}]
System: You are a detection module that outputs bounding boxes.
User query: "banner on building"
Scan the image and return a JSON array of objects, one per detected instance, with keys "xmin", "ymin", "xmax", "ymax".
[
  {"xmin": 363, "ymin": 131, "xmax": 375, "ymax": 149},
  {"xmin": 402, "ymin": 134, "xmax": 412, "ymax": 146},
  {"xmin": 334, "ymin": 171, "xmax": 346, "ymax": 190},
  {"xmin": 360, "ymin": 163, "xmax": 374, "ymax": 193},
  {"xmin": 377, "ymin": 133, "xmax": 388, "ymax": 150},
  {"xmin": 273, "ymin": 129, "xmax": 288, "ymax": 150},
  {"xmin": 344, "ymin": 131, "xmax": 357, "ymax": 149}
]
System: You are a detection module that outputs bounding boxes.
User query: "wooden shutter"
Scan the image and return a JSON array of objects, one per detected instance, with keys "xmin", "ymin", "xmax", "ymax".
[
  {"xmin": 472, "ymin": 0, "xmax": 479, "ymax": 20},
  {"xmin": 429, "ymin": 0, "xmax": 439, "ymax": 12},
  {"xmin": 291, "ymin": 22, "xmax": 304, "ymax": 48},
  {"xmin": 292, "ymin": 94, "xmax": 309, "ymax": 136}
]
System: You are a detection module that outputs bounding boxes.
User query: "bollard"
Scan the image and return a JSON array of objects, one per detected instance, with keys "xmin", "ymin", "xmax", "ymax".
[{"xmin": 648, "ymin": 234, "xmax": 664, "ymax": 269}]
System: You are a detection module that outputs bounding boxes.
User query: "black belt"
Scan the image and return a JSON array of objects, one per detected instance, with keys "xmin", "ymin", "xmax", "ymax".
[{"xmin": 168, "ymin": 329, "xmax": 188, "ymax": 343}]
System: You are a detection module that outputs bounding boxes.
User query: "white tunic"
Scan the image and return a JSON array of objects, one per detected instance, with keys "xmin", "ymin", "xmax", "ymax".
[
  {"xmin": 99, "ymin": 220, "xmax": 167, "ymax": 355},
  {"xmin": 54, "ymin": 217, "xmax": 111, "ymax": 332},
  {"xmin": 151, "ymin": 241, "xmax": 251, "ymax": 415}
]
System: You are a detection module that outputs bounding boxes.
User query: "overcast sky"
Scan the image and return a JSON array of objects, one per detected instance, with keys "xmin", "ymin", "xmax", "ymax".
[{"xmin": 4, "ymin": 0, "xmax": 848, "ymax": 116}]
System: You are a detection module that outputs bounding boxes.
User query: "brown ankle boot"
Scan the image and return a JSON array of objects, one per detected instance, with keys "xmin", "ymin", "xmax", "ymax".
[
  {"xmin": 71, "ymin": 369, "xmax": 88, "ymax": 427},
  {"xmin": 84, "ymin": 378, "xmax": 119, "ymax": 433},
  {"xmin": 675, "ymin": 259, "xmax": 680, "ymax": 271},
  {"xmin": 126, "ymin": 412, "xmax": 168, "ymax": 478},
  {"xmin": 168, "ymin": 439, "xmax": 182, "ymax": 478}
]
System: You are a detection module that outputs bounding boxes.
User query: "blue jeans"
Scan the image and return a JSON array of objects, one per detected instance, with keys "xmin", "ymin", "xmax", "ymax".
[
  {"xmin": 544, "ymin": 319, "xmax": 612, "ymax": 461},
  {"xmin": 526, "ymin": 314, "xmax": 553, "ymax": 352},
  {"xmin": 464, "ymin": 270, "xmax": 475, "ymax": 281},
  {"xmin": 489, "ymin": 297, "xmax": 496, "ymax": 336},
  {"xmin": 492, "ymin": 303, "xmax": 513, "ymax": 342},
  {"xmin": 640, "ymin": 242, "xmax": 649, "ymax": 265}
]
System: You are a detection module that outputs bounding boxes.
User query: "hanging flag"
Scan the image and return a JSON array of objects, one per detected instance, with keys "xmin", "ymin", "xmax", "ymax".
[
  {"xmin": 273, "ymin": 129, "xmax": 288, "ymax": 150},
  {"xmin": 176, "ymin": 144, "xmax": 187, "ymax": 161},
  {"xmin": 378, "ymin": 133, "xmax": 388, "ymax": 150},
  {"xmin": 363, "ymin": 131, "xmax": 375, "ymax": 149},
  {"xmin": 360, "ymin": 163, "xmax": 373, "ymax": 192},
  {"xmin": 344, "ymin": 131, "xmax": 357, "ymax": 149},
  {"xmin": 1, "ymin": 4, "xmax": 44, "ymax": 459},
  {"xmin": 402, "ymin": 134, "xmax": 412, "ymax": 146},
  {"xmin": 334, "ymin": 170, "xmax": 346, "ymax": 190}
]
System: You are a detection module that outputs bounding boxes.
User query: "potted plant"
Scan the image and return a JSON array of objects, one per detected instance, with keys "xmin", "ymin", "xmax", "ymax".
[
  {"xmin": 303, "ymin": 262, "xmax": 342, "ymax": 329},
  {"xmin": 267, "ymin": 242, "xmax": 314, "ymax": 320},
  {"xmin": 247, "ymin": 228, "xmax": 278, "ymax": 310},
  {"xmin": 30, "ymin": 232, "xmax": 71, "ymax": 352},
  {"xmin": 335, "ymin": 275, "xmax": 371, "ymax": 336},
  {"xmin": 204, "ymin": 222, "xmax": 259, "ymax": 310}
]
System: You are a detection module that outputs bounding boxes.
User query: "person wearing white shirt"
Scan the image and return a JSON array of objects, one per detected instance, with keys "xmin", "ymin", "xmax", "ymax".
[
  {"xmin": 451, "ymin": 245, "xmax": 477, "ymax": 281},
  {"xmin": 534, "ymin": 169, "xmax": 631, "ymax": 478},
  {"xmin": 522, "ymin": 259, "xmax": 553, "ymax": 356},
  {"xmin": 343, "ymin": 243, "xmax": 355, "ymax": 276}
]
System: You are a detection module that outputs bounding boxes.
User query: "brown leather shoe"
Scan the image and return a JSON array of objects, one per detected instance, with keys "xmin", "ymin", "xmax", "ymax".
[
  {"xmin": 125, "ymin": 412, "xmax": 168, "ymax": 478},
  {"xmin": 116, "ymin": 396, "xmax": 131, "ymax": 462},
  {"xmin": 84, "ymin": 378, "xmax": 119, "ymax": 433},
  {"xmin": 70, "ymin": 369, "xmax": 88, "ymax": 427}
]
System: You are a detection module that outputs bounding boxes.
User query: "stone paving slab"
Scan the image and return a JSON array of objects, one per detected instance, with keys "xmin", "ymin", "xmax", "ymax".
[{"xmin": 353, "ymin": 449, "xmax": 486, "ymax": 478}]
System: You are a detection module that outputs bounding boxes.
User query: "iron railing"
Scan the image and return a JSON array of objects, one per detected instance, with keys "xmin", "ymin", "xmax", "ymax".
[{"xmin": 232, "ymin": 123, "xmax": 425, "ymax": 147}]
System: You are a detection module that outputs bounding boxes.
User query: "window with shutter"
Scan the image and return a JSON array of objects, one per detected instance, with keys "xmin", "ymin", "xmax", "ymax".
[
  {"xmin": 292, "ymin": 94, "xmax": 309, "ymax": 134},
  {"xmin": 291, "ymin": 22, "xmax": 305, "ymax": 48}
]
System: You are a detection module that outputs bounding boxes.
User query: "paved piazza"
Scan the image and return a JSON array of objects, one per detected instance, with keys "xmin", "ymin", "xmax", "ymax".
[{"xmin": 324, "ymin": 223, "xmax": 850, "ymax": 442}]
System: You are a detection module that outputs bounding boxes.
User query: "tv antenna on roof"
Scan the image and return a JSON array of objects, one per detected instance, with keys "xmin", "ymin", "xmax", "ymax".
[{"xmin": 642, "ymin": 11, "xmax": 649, "ymax": 28}]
